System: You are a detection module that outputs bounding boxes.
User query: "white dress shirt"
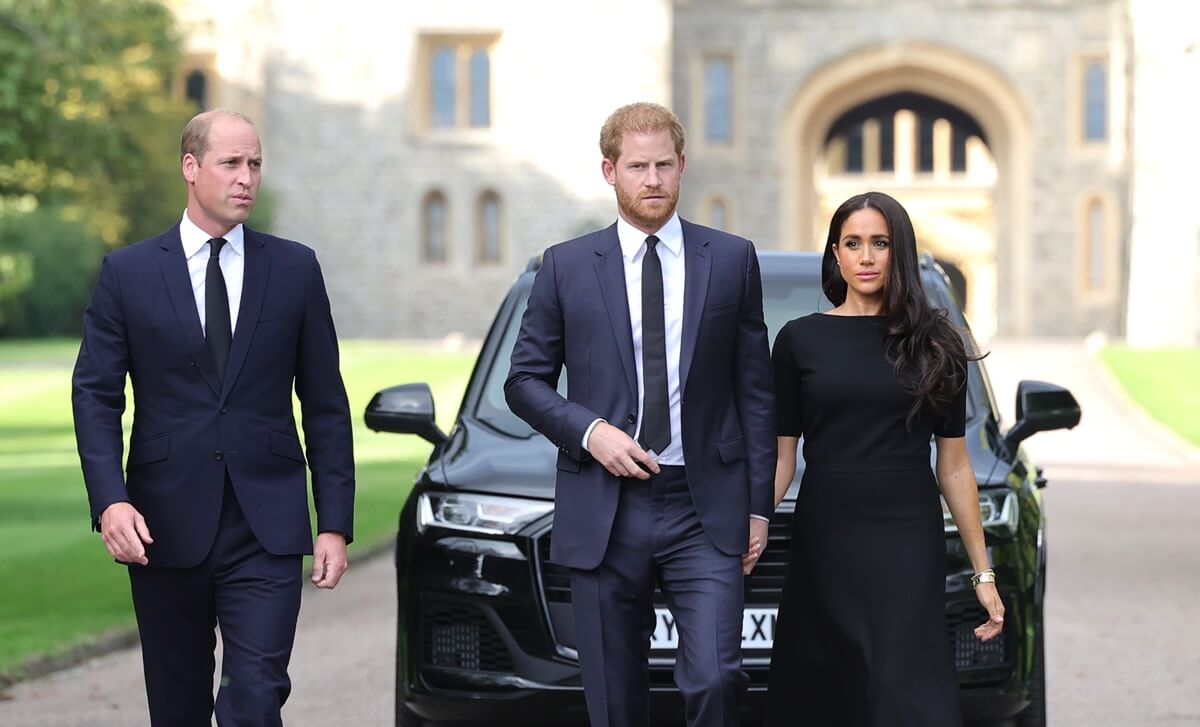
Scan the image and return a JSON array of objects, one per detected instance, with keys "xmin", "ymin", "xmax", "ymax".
[
  {"xmin": 584, "ymin": 213, "xmax": 686, "ymax": 466},
  {"xmin": 179, "ymin": 209, "xmax": 244, "ymax": 336}
]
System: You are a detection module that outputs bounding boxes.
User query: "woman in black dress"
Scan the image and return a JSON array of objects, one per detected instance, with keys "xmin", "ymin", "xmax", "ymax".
[{"xmin": 762, "ymin": 192, "xmax": 1004, "ymax": 726}]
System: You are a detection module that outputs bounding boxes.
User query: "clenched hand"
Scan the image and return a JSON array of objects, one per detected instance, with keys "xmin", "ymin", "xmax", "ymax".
[
  {"xmin": 100, "ymin": 502, "xmax": 154, "ymax": 565},
  {"xmin": 312, "ymin": 531, "xmax": 349, "ymax": 589},
  {"xmin": 586, "ymin": 421, "xmax": 660, "ymax": 480}
]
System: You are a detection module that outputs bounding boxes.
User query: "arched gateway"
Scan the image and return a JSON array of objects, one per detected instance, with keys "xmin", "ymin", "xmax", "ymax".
[{"xmin": 781, "ymin": 43, "xmax": 1034, "ymax": 338}]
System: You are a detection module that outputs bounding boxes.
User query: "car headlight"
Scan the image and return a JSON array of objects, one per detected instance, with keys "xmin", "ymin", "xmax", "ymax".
[
  {"xmin": 417, "ymin": 492, "xmax": 553, "ymax": 535},
  {"xmin": 942, "ymin": 490, "xmax": 1019, "ymax": 537}
]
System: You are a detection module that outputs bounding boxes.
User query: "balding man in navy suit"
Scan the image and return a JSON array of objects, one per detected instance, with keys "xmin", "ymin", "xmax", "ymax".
[{"xmin": 72, "ymin": 109, "xmax": 355, "ymax": 726}]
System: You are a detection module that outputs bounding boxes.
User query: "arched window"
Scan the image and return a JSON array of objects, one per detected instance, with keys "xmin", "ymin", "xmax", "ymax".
[
  {"xmin": 704, "ymin": 57, "xmax": 732, "ymax": 143},
  {"xmin": 469, "ymin": 49, "xmax": 490, "ymax": 128},
  {"xmin": 430, "ymin": 47, "xmax": 457, "ymax": 129},
  {"xmin": 476, "ymin": 191, "xmax": 502, "ymax": 264},
  {"xmin": 185, "ymin": 70, "xmax": 208, "ymax": 110},
  {"xmin": 1084, "ymin": 62, "xmax": 1108, "ymax": 141},
  {"xmin": 709, "ymin": 198, "xmax": 728, "ymax": 230},
  {"xmin": 1086, "ymin": 199, "xmax": 1105, "ymax": 288},
  {"xmin": 422, "ymin": 191, "xmax": 448, "ymax": 263}
]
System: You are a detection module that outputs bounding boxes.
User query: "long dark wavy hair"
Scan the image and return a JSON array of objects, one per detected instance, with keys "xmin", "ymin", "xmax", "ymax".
[{"xmin": 821, "ymin": 192, "xmax": 979, "ymax": 428}]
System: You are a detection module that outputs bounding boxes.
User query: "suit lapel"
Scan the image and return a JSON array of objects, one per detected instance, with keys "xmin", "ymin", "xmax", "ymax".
[
  {"xmin": 221, "ymin": 227, "xmax": 270, "ymax": 401},
  {"xmin": 593, "ymin": 225, "xmax": 638, "ymax": 401},
  {"xmin": 678, "ymin": 220, "xmax": 711, "ymax": 396},
  {"xmin": 158, "ymin": 226, "xmax": 222, "ymax": 397}
]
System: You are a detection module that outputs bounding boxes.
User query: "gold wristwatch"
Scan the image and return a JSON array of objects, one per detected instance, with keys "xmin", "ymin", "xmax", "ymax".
[{"xmin": 971, "ymin": 568, "xmax": 996, "ymax": 588}]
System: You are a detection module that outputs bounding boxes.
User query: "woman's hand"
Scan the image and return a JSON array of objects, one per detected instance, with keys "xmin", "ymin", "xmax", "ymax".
[{"xmin": 973, "ymin": 581, "xmax": 1005, "ymax": 641}]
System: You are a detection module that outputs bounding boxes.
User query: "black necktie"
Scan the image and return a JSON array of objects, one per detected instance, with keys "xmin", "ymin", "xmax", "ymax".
[
  {"xmin": 205, "ymin": 237, "xmax": 232, "ymax": 384},
  {"xmin": 639, "ymin": 235, "xmax": 671, "ymax": 455}
]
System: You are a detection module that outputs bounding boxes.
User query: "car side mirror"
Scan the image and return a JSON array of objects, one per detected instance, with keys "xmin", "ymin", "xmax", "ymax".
[
  {"xmin": 364, "ymin": 383, "xmax": 448, "ymax": 446},
  {"xmin": 1003, "ymin": 380, "xmax": 1081, "ymax": 453}
]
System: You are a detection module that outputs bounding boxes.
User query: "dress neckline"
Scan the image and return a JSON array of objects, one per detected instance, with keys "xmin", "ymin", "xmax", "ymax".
[{"xmin": 815, "ymin": 312, "xmax": 885, "ymax": 319}]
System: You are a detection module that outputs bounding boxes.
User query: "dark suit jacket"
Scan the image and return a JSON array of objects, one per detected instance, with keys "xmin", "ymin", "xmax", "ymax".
[
  {"xmin": 504, "ymin": 219, "xmax": 774, "ymax": 570},
  {"xmin": 72, "ymin": 224, "xmax": 355, "ymax": 569}
]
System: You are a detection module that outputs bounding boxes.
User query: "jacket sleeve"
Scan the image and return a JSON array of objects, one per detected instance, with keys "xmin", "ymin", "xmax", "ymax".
[
  {"xmin": 295, "ymin": 254, "xmax": 356, "ymax": 542},
  {"xmin": 71, "ymin": 256, "xmax": 132, "ymax": 529},
  {"xmin": 733, "ymin": 241, "xmax": 777, "ymax": 520},
  {"xmin": 504, "ymin": 246, "xmax": 601, "ymax": 461}
]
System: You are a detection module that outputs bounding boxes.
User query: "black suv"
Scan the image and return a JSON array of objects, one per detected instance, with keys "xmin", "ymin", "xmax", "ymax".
[{"xmin": 366, "ymin": 252, "xmax": 1081, "ymax": 726}]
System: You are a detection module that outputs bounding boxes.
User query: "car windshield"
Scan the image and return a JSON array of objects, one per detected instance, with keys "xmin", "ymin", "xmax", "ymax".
[{"xmin": 475, "ymin": 274, "xmax": 976, "ymax": 438}]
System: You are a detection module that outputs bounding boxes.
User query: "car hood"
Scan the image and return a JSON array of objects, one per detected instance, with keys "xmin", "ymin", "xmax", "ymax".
[
  {"xmin": 428, "ymin": 419, "xmax": 1013, "ymax": 500},
  {"xmin": 430, "ymin": 420, "xmax": 560, "ymax": 499}
]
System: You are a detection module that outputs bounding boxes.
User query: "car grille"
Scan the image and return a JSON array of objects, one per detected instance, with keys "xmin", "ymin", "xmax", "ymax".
[
  {"xmin": 535, "ymin": 512, "xmax": 792, "ymax": 605},
  {"xmin": 421, "ymin": 601, "xmax": 514, "ymax": 672},
  {"xmin": 535, "ymin": 510, "xmax": 1013, "ymax": 677}
]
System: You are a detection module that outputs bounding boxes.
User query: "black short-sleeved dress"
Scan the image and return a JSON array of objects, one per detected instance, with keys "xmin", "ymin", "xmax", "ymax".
[{"xmin": 765, "ymin": 313, "xmax": 966, "ymax": 727}]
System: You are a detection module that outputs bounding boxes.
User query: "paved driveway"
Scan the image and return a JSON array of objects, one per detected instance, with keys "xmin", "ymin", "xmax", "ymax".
[{"xmin": 2, "ymin": 338, "xmax": 1197, "ymax": 726}]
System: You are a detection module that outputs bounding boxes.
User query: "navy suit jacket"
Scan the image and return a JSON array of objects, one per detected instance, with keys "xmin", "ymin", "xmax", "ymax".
[
  {"xmin": 505, "ymin": 220, "xmax": 775, "ymax": 570},
  {"xmin": 72, "ymin": 224, "xmax": 355, "ymax": 569}
]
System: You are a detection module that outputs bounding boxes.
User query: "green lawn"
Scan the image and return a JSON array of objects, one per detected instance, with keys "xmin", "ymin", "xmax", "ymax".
[
  {"xmin": 1101, "ymin": 346, "xmax": 1200, "ymax": 447},
  {"xmin": 0, "ymin": 338, "xmax": 476, "ymax": 677}
]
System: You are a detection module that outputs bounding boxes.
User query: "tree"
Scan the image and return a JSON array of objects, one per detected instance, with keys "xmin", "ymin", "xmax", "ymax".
[{"xmin": 0, "ymin": 0, "xmax": 194, "ymax": 335}]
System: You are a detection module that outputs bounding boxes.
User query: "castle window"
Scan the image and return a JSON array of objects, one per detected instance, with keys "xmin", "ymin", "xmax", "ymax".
[
  {"xmin": 1084, "ymin": 61, "xmax": 1108, "ymax": 142},
  {"xmin": 185, "ymin": 70, "xmax": 208, "ymax": 110},
  {"xmin": 430, "ymin": 47, "xmax": 457, "ymax": 129},
  {"xmin": 709, "ymin": 198, "xmax": 728, "ymax": 229},
  {"xmin": 704, "ymin": 57, "xmax": 733, "ymax": 144},
  {"xmin": 422, "ymin": 191, "xmax": 448, "ymax": 263},
  {"xmin": 1086, "ymin": 199, "xmax": 1105, "ymax": 289},
  {"xmin": 421, "ymin": 35, "xmax": 497, "ymax": 131},
  {"xmin": 476, "ymin": 191, "xmax": 502, "ymax": 264}
]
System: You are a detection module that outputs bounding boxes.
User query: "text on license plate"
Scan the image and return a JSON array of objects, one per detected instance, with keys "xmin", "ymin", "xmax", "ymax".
[{"xmin": 650, "ymin": 607, "xmax": 776, "ymax": 650}]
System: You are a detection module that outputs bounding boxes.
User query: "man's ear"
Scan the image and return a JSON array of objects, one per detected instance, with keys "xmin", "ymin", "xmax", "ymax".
[
  {"xmin": 181, "ymin": 153, "xmax": 198, "ymax": 184},
  {"xmin": 601, "ymin": 158, "xmax": 616, "ymax": 186}
]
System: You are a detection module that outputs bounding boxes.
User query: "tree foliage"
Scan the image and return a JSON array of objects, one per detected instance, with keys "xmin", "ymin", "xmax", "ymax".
[{"xmin": 0, "ymin": 0, "xmax": 194, "ymax": 335}]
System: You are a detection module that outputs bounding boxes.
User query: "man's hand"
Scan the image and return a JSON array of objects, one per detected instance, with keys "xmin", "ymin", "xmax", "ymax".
[
  {"xmin": 312, "ymin": 532, "xmax": 349, "ymax": 589},
  {"xmin": 586, "ymin": 421, "xmax": 659, "ymax": 480},
  {"xmin": 99, "ymin": 502, "xmax": 153, "ymax": 566},
  {"xmin": 741, "ymin": 517, "xmax": 769, "ymax": 575}
]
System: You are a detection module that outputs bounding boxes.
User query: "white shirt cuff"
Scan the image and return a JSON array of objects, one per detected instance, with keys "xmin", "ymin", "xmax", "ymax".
[
  {"xmin": 749, "ymin": 514, "xmax": 769, "ymax": 522},
  {"xmin": 582, "ymin": 418, "xmax": 605, "ymax": 452}
]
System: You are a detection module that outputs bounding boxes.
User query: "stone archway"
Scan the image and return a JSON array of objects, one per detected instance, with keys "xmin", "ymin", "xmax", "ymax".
[{"xmin": 780, "ymin": 43, "xmax": 1034, "ymax": 336}]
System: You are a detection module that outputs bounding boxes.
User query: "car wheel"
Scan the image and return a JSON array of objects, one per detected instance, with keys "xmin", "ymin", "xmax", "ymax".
[{"xmin": 1016, "ymin": 621, "xmax": 1046, "ymax": 727}]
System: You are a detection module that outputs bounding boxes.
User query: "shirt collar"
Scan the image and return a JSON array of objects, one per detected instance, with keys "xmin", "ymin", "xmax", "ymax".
[
  {"xmin": 616, "ymin": 212, "xmax": 683, "ymax": 262},
  {"xmin": 180, "ymin": 209, "xmax": 245, "ymax": 260}
]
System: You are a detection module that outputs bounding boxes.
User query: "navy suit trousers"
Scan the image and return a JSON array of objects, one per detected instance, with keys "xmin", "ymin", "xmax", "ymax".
[
  {"xmin": 128, "ymin": 475, "xmax": 302, "ymax": 727},
  {"xmin": 569, "ymin": 466, "xmax": 746, "ymax": 727}
]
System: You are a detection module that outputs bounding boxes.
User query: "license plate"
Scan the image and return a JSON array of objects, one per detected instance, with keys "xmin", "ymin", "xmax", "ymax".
[{"xmin": 650, "ymin": 607, "xmax": 777, "ymax": 651}]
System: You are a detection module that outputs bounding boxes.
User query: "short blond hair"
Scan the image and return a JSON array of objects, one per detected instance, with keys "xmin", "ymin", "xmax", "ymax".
[
  {"xmin": 180, "ymin": 108, "xmax": 257, "ymax": 162},
  {"xmin": 599, "ymin": 102, "xmax": 685, "ymax": 162}
]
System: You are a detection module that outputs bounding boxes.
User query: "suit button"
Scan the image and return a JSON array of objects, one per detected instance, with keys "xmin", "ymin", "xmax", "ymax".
[
  {"xmin": 188, "ymin": 360, "xmax": 196, "ymax": 367},
  {"xmin": 214, "ymin": 451, "xmax": 223, "ymax": 461},
  {"xmin": 627, "ymin": 414, "xmax": 636, "ymax": 424},
  {"xmin": 219, "ymin": 407, "xmax": 228, "ymax": 414}
]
